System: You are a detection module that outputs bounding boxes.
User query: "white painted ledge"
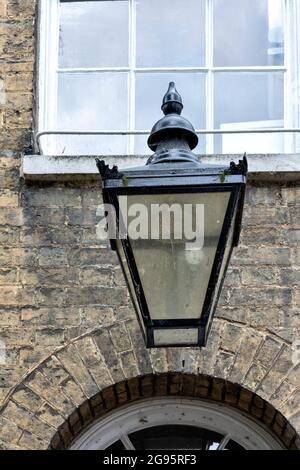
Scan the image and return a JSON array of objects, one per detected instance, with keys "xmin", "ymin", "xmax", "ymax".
[{"xmin": 21, "ymin": 154, "xmax": 300, "ymax": 182}]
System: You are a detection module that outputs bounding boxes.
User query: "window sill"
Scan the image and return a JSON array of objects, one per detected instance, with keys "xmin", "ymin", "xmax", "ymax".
[{"xmin": 21, "ymin": 154, "xmax": 300, "ymax": 183}]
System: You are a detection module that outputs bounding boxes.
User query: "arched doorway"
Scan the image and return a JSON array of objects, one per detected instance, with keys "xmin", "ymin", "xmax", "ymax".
[{"xmin": 70, "ymin": 397, "xmax": 283, "ymax": 450}]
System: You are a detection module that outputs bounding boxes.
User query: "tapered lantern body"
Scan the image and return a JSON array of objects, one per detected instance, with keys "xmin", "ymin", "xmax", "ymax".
[{"xmin": 97, "ymin": 83, "xmax": 247, "ymax": 347}]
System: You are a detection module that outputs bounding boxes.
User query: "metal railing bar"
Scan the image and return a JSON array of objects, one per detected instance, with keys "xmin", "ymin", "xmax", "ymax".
[
  {"xmin": 35, "ymin": 128, "xmax": 300, "ymax": 154},
  {"xmin": 57, "ymin": 66, "xmax": 287, "ymax": 74}
]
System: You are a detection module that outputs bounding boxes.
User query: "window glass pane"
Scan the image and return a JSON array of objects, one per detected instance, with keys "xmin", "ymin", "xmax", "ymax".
[
  {"xmin": 214, "ymin": 72, "xmax": 284, "ymax": 153},
  {"xmin": 129, "ymin": 425, "xmax": 224, "ymax": 450},
  {"xmin": 224, "ymin": 439, "xmax": 246, "ymax": 451},
  {"xmin": 59, "ymin": 1, "xmax": 129, "ymax": 68},
  {"xmin": 136, "ymin": 0, "xmax": 206, "ymax": 67},
  {"xmin": 135, "ymin": 73, "xmax": 206, "ymax": 153},
  {"xmin": 57, "ymin": 72, "xmax": 128, "ymax": 154},
  {"xmin": 105, "ymin": 440, "xmax": 126, "ymax": 451},
  {"xmin": 213, "ymin": 0, "xmax": 285, "ymax": 66}
]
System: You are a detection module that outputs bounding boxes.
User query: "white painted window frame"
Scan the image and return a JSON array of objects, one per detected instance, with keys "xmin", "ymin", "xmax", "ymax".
[
  {"xmin": 36, "ymin": 0, "xmax": 300, "ymax": 155},
  {"xmin": 70, "ymin": 397, "xmax": 284, "ymax": 450}
]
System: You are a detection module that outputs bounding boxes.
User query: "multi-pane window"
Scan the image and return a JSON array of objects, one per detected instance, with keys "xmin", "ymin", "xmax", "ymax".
[{"xmin": 38, "ymin": 0, "xmax": 300, "ymax": 155}]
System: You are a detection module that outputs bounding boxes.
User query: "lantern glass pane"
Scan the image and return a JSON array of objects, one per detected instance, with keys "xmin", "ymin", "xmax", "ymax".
[
  {"xmin": 119, "ymin": 191, "xmax": 231, "ymax": 322},
  {"xmin": 205, "ymin": 203, "xmax": 238, "ymax": 338},
  {"xmin": 115, "ymin": 237, "xmax": 146, "ymax": 336},
  {"xmin": 153, "ymin": 329, "xmax": 199, "ymax": 346}
]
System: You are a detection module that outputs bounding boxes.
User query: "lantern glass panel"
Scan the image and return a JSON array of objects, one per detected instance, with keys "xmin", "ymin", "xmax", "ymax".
[
  {"xmin": 205, "ymin": 203, "xmax": 238, "ymax": 337},
  {"xmin": 119, "ymin": 191, "xmax": 231, "ymax": 322},
  {"xmin": 115, "ymin": 236, "xmax": 146, "ymax": 336},
  {"xmin": 153, "ymin": 328, "xmax": 199, "ymax": 346}
]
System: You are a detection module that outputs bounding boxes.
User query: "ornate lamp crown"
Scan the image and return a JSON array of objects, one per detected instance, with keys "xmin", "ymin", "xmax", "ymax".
[{"xmin": 147, "ymin": 82, "xmax": 199, "ymax": 154}]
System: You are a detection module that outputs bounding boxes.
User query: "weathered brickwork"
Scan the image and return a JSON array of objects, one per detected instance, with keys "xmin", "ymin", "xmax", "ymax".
[{"xmin": 0, "ymin": 0, "xmax": 299, "ymax": 450}]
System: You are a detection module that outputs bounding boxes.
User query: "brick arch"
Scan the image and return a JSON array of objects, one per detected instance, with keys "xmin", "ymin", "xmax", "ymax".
[
  {"xmin": 0, "ymin": 324, "xmax": 299, "ymax": 449},
  {"xmin": 50, "ymin": 373, "xmax": 298, "ymax": 450}
]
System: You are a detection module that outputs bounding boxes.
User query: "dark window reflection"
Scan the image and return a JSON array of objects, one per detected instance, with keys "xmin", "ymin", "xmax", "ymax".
[
  {"xmin": 105, "ymin": 440, "xmax": 126, "ymax": 451},
  {"xmin": 224, "ymin": 439, "xmax": 245, "ymax": 451},
  {"xmin": 129, "ymin": 425, "xmax": 224, "ymax": 450}
]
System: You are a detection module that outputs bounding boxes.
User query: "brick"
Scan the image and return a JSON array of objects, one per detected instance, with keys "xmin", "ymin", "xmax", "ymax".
[
  {"xmin": 232, "ymin": 247, "xmax": 290, "ymax": 266},
  {"xmin": 59, "ymin": 378, "xmax": 86, "ymax": 408},
  {"xmin": 25, "ymin": 371, "xmax": 74, "ymax": 417},
  {"xmin": 154, "ymin": 374, "xmax": 168, "ymax": 396},
  {"xmin": 240, "ymin": 226, "xmax": 283, "ymax": 246},
  {"xmin": 82, "ymin": 189, "xmax": 103, "ymax": 207},
  {"xmin": 2, "ymin": 401, "xmax": 55, "ymax": 442},
  {"xmin": 40, "ymin": 357, "xmax": 69, "ymax": 387},
  {"xmin": 241, "ymin": 266, "xmax": 277, "ymax": 286},
  {"xmin": 120, "ymin": 351, "xmax": 139, "ymax": 378},
  {"xmin": 65, "ymin": 207, "xmax": 99, "ymax": 226},
  {"xmin": 0, "ymin": 189, "xmax": 18, "ymax": 206},
  {"xmin": 229, "ymin": 331, "xmax": 263, "ymax": 383},
  {"xmin": 270, "ymin": 381, "xmax": 295, "ymax": 407},
  {"xmin": 36, "ymin": 404, "xmax": 65, "ymax": 429},
  {"xmin": 223, "ymin": 268, "xmax": 241, "ymax": 286},
  {"xmin": 75, "ymin": 336, "xmax": 112, "ymax": 389},
  {"xmin": 0, "ymin": 0, "xmax": 7, "ymax": 17},
  {"xmin": 127, "ymin": 377, "xmax": 140, "ymax": 401},
  {"xmin": 56, "ymin": 344, "xmax": 99, "ymax": 398},
  {"xmin": 210, "ymin": 378, "xmax": 224, "ymax": 401},
  {"xmin": 126, "ymin": 319, "xmax": 152, "ymax": 375},
  {"xmin": 101, "ymin": 387, "xmax": 117, "ymax": 410},
  {"xmin": 38, "ymin": 247, "xmax": 68, "ymax": 267},
  {"xmin": 283, "ymin": 230, "xmax": 300, "ymax": 246},
  {"xmin": 79, "ymin": 306, "xmax": 115, "ymax": 330},
  {"xmin": 0, "ymin": 416, "xmax": 23, "ymax": 445},
  {"xmin": 0, "ymin": 268, "xmax": 17, "ymax": 284},
  {"xmin": 109, "ymin": 323, "xmax": 131, "ymax": 353},
  {"xmin": 213, "ymin": 351, "xmax": 235, "ymax": 378},
  {"xmin": 149, "ymin": 349, "xmax": 168, "ymax": 374},
  {"xmin": 0, "ymin": 247, "xmax": 36, "ymax": 267},
  {"xmin": 244, "ymin": 363, "xmax": 268, "ymax": 390},
  {"xmin": 79, "ymin": 267, "xmax": 113, "ymax": 286},
  {"xmin": 0, "ymin": 207, "xmax": 23, "ymax": 225},
  {"xmin": 281, "ymin": 423, "xmax": 297, "ymax": 448},
  {"xmin": 21, "ymin": 188, "xmax": 81, "ymax": 208},
  {"xmin": 21, "ymin": 307, "xmax": 81, "ymax": 328},
  {"xmin": 0, "ymin": 226, "xmax": 19, "ymax": 245},
  {"xmin": 258, "ymin": 348, "xmax": 294, "ymax": 397},
  {"xmin": 66, "ymin": 286, "xmax": 128, "ymax": 307},
  {"xmin": 243, "ymin": 206, "xmax": 288, "ymax": 226},
  {"xmin": 215, "ymin": 306, "xmax": 247, "ymax": 324},
  {"xmin": 280, "ymin": 268, "xmax": 300, "ymax": 285},
  {"xmin": 18, "ymin": 431, "xmax": 49, "ymax": 450},
  {"xmin": 22, "ymin": 206, "xmax": 65, "ymax": 226},
  {"xmin": 115, "ymin": 381, "xmax": 128, "ymax": 404},
  {"xmin": 12, "ymin": 387, "xmax": 43, "ymax": 413},
  {"xmin": 281, "ymin": 187, "xmax": 300, "ymax": 205},
  {"xmin": 5, "ymin": 72, "xmax": 33, "ymax": 91},
  {"xmin": 220, "ymin": 323, "xmax": 243, "ymax": 353},
  {"xmin": 248, "ymin": 307, "xmax": 281, "ymax": 329},
  {"xmin": 245, "ymin": 186, "xmax": 277, "ymax": 205},
  {"xmin": 198, "ymin": 321, "xmax": 224, "ymax": 375},
  {"xmin": 140, "ymin": 375, "xmax": 154, "ymax": 398},
  {"xmin": 224, "ymin": 382, "xmax": 240, "ymax": 406},
  {"xmin": 93, "ymin": 329, "xmax": 125, "ymax": 383},
  {"xmin": 228, "ymin": 288, "xmax": 291, "ymax": 307},
  {"xmin": 238, "ymin": 388, "xmax": 254, "ymax": 412},
  {"xmin": 255, "ymin": 337, "xmax": 282, "ymax": 369},
  {"xmin": 21, "ymin": 226, "xmax": 82, "ymax": 246},
  {"xmin": 68, "ymin": 247, "xmax": 118, "ymax": 267},
  {"xmin": 20, "ymin": 267, "xmax": 78, "ymax": 286},
  {"xmin": 0, "ymin": 308, "xmax": 20, "ymax": 326}
]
